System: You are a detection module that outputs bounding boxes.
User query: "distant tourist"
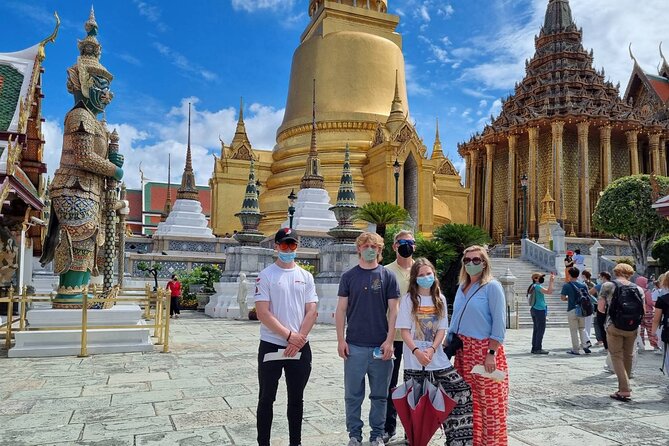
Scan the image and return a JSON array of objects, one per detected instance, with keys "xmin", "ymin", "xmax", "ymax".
[
  {"xmin": 651, "ymin": 273, "xmax": 669, "ymax": 382},
  {"xmin": 448, "ymin": 245, "xmax": 508, "ymax": 446},
  {"xmin": 599, "ymin": 263, "xmax": 645, "ymax": 402},
  {"xmin": 573, "ymin": 249, "xmax": 586, "ymax": 275},
  {"xmin": 636, "ymin": 276, "xmax": 660, "ymax": 353},
  {"xmin": 581, "ymin": 270, "xmax": 597, "ymax": 348},
  {"xmin": 336, "ymin": 231, "xmax": 400, "ymax": 446},
  {"xmin": 166, "ymin": 275, "xmax": 181, "ymax": 319},
  {"xmin": 527, "ymin": 272, "xmax": 555, "ymax": 354},
  {"xmin": 561, "ymin": 267, "xmax": 591, "ymax": 355},
  {"xmin": 382, "ymin": 230, "xmax": 415, "ymax": 443},
  {"xmin": 396, "ymin": 257, "xmax": 473, "ymax": 445},
  {"xmin": 254, "ymin": 228, "xmax": 319, "ymax": 446},
  {"xmin": 590, "ymin": 271, "xmax": 612, "ymax": 349},
  {"xmin": 563, "ymin": 251, "xmax": 575, "ymax": 282}
]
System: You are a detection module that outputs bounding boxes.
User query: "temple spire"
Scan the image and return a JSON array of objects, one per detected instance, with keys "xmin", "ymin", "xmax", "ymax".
[
  {"xmin": 177, "ymin": 103, "xmax": 199, "ymax": 201},
  {"xmin": 301, "ymin": 79, "xmax": 325, "ymax": 189},
  {"xmin": 542, "ymin": 0, "xmax": 576, "ymax": 35},
  {"xmin": 231, "ymin": 96, "xmax": 251, "ymax": 149},
  {"xmin": 431, "ymin": 117, "xmax": 444, "ymax": 160},
  {"xmin": 386, "ymin": 70, "xmax": 405, "ymax": 131},
  {"xmin": 335, "ymin": 143, "xmax": 356, "ymax": 207}
]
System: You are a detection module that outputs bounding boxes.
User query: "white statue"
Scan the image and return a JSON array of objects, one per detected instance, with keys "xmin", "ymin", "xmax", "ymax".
[{"xmin": 237, "ymin": 273, "xmax": 249, "ymax": 319}]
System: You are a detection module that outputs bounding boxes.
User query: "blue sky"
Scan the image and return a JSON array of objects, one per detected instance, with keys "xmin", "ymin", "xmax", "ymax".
[{"xmin": 1, "ymin": 0, "xmax": 667, "ymax": 189}]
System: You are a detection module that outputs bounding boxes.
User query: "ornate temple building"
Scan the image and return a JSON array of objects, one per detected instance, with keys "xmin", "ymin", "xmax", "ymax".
[
  {"xmin": 458, "ymin": 0, "xmax": 669, "ymax": 240},
  {"xmin": 0, "ymin": 16, "xmax": 58, "ymax": 290},
  {"xmin": 210, "ymin": 0, "xmax": 468, "ymax": 236}
]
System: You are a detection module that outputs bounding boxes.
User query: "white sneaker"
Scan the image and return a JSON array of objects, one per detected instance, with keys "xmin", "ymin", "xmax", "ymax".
[
  {"xmin": 347, "ymin": 438, "xmax": 362, "ymax": 446},
  {"xmin": 370, "ymin": 439, "xmax": 385, "ymax": 446}
]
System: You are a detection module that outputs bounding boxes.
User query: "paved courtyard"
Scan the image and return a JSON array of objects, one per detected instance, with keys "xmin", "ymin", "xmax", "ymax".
[{"xmin": 0, "ymin": 312, "xmax": 668, "ymax": 446}]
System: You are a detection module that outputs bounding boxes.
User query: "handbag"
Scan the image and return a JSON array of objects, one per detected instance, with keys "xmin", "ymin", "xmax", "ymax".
[{"xmin": 444, "ymin": 284, "xmax": 486, "ymax": 359}]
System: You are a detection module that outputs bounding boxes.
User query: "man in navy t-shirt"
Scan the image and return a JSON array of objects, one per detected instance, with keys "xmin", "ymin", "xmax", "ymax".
[{"xmin": 336, "ymin": 232, "xmax": 400, "ymax": 446}]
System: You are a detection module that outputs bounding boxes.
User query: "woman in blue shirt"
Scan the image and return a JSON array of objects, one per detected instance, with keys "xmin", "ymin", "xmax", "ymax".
[
  {"xmin": 527, "ymin": 272, "xmax": 555, "ymax": 354},
  {"xmin": 447, "ymin": 245, "xmax": 508, "ymax": 446}
]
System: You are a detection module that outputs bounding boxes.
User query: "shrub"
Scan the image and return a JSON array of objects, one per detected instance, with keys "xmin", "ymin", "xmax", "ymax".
[{"xmin": 651, "ymin": 235, "xmax": 669, "ymax": 270}]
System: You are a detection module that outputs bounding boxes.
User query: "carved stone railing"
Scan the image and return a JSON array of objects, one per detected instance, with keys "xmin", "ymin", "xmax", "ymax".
[{"xmin": 521, "ymin": 238, "xmax": 558, "ymax": 273}]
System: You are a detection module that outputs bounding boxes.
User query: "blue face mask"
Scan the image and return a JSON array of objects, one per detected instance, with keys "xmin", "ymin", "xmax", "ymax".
[
  {"xmin": 416, "ymin": 274, "xmax": 435, "ymax": 289},
  {"xmin": 362, "ymin": 248, "xmax": 378, "ymax": 262},
  {"xmin": 278, "ymin": 251, "xmax": 297, "ymax": 263}
]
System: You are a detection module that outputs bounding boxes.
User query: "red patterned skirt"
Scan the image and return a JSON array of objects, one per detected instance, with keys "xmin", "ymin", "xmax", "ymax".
[{"xmin": 453, "ymin": 335, "xmax": 509, "ymax": 446}]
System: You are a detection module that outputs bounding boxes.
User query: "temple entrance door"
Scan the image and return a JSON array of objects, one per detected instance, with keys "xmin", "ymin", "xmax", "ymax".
[{"xmin": 403, "ymin": 153, "xmax": 419, "ymax": 226}]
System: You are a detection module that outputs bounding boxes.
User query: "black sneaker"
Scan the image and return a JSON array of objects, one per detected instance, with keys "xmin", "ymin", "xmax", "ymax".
[
  {"xmin": 583, "ymin": 347, "xmax": 592, "ymax": 354},
  {"xmin": 537, "ymin": 349, "xmax": 549, "ymax": 354},
  {"xmin": 381, "ymin": 431, "xmax": 396, "ymax": 444}
]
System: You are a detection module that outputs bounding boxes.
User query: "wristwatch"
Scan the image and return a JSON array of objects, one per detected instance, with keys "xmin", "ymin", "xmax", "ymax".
[{"xmin": 487, "ymin": 349, "xmax": 496, "ymax": 356}]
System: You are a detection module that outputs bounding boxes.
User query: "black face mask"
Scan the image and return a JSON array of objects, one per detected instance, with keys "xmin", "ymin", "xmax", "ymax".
[
  {"xmin": 538, "ymin": 277, "xmax": 545, "ymax": 284},
  {"xmin": 397, "ymin": 243, "xmax": 414, "ymax": 258}
]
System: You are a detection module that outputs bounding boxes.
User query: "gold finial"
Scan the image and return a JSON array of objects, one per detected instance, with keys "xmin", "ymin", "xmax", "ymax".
[
  {"xmin": 569, "ymin": 223, "xmax": 576, "ymax": 237},
  {"xmin": 629, "ymin": 43, "xmax": 639, "ymax": 65},
  {"xmin": 37, "ymin": 12, "xmax": 60, "ymax": 62}
]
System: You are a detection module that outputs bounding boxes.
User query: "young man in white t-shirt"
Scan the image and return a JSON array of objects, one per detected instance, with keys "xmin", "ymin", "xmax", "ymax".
[{"xmin": 254, "ymin": 228, "xmax": 318, "ymax": 446}]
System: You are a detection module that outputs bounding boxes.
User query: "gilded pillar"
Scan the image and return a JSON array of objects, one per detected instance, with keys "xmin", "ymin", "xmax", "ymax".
[
  {"xmin": 483, "ymin": 144, "xmax": 495, "ymax": 233},
  {"xmin": 577, "ymin": 122, "xmax": 590, "ymax": 235},
  {"xmin": 507, "ymin": 135, "xmax": 517, "ymax": 238},
  {"xmin": 650, "ymin": 133, "xmax": 661, "ymax": 175},
  {"xmin": 468, "ymin": 150, "xmax": 479, "ymax": 225},
  {"xmin": 528, "ymin": 127, "xmax": 539, "ymax": 236},
  {"xmin": 600, "ymin": 125, "xmax": 612, "ymax": 186},
  {"xmin": 626, "ymin": 130, "xmax": 639, "ymax": 175},
  {"xmin": 660, "ymin": 138, "xmax": 667, "ymax": 176},
  {"xmin": 551, "ymin": 121, "xmax": 565, "ymax": 221}
]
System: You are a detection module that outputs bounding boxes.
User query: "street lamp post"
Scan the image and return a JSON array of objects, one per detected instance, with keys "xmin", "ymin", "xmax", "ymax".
[
  {"xmin": 288, "ymin": 189, "xmax": 297, "ymax": 229},
  {"xmin": 393, "ymin": 158, "xmax": 400, "ymax": 206},
  {"xmin": 521, "ymin": 174, "xmax": 528, "ymax": 239}
]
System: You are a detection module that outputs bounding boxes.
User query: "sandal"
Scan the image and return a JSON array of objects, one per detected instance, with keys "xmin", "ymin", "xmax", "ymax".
[{"xmin": 610, "ymin": 392, "xmax": 631, "ymax": 402}]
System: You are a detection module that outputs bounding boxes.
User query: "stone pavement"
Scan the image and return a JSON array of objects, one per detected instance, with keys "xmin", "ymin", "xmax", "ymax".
[{"xmin": 0, "ymin": 312, "xmax": 668, "ymax": 446}]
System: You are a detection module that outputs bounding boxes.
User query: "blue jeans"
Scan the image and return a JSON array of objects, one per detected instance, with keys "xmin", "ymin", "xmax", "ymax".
[
  {"xmin": 344, "ymin": 343, "xmax": 393, "ymax": 442},
  {"xmin": 531, "ymin": 308, "xmax": 547, "ymax": 352}
]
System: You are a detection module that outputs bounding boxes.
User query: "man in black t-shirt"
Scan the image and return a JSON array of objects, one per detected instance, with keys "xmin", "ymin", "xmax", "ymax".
[{"xmin": 336, "ymin": 232, "xmax": 400, "ymax": 446}]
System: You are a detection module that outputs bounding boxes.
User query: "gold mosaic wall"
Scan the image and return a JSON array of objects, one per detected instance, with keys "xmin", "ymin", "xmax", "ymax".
[
  {"xmin": 562, "ymin": 129, "xmax": 579, "ymax": 227},
  {"xmin": 492, "ymin": 145, "xmax": 508, "ymax": 235},
  {"xmin": 611, "ymin": 137, "xmax": 630, "ymax": 180}
]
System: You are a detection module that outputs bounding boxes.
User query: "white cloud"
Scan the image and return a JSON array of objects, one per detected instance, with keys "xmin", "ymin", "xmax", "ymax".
[
  {"xmin": 461, "ymin": 88, "xmax": 495, "ymax": 100},
  {"xmin": 419, "ymin": 5, "xmax": 431, "ymax": 22},
  {"xmin": 231, "ymin": 0, "xmax": 296, "ymax": 13},
  {"xmin": 153, "ymin": 43, "xmax": 218, "ymax": 82},
  {"xmin": 478, "ymin": 100, "xmax": 488, "ymax": 108},
  {"xmin": 405, "ymin": 63, "xmax": 431, "ymax": 96},
  {"xmin": 437, "ymin": 4, "xmax": 454, "ymax": 18},
  {"xmin": 43, "ymin": 98, "xmax": 284, "ymax": 190},
  {"xmin": 133, "ymin": 0, "xmax": 168, "ymax": 32}
]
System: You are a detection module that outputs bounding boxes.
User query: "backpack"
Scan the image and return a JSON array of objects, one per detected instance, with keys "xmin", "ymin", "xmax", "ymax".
[
  {"xmin": 526, "ymin": 284, "xmax": 537, "ymax": 307},
  {"xmin": 608, "ymin": 280, "xmax": 644, "ymax": 331},
  {"xmin": 570, "ymin": 282, "xmax": 593, "ymax": 317}
]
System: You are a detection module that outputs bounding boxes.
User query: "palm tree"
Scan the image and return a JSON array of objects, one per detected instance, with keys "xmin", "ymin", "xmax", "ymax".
[
  {"xmin": 432, "ymin": 223, "xmax": 491, "ymax": 302},
  {"xmin": 355, "ymin": 202, "xmax": 409, "ymax": 239}
]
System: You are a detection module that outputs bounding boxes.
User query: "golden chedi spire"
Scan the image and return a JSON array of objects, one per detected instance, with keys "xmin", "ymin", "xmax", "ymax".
[
  {"xmin": 386, "ymin": 69, "xmax": 406, "ymax": 133},
  {"xmin": 177, "ymin": 103, "xmax": 199, "ymax": 201},
  {"xmin": 431, "ymin": 117, "xmax": 444, "ymax": 160},
  {"xmin": 301, "ymin": 79, "xmax": 325, "ymax": 190}
]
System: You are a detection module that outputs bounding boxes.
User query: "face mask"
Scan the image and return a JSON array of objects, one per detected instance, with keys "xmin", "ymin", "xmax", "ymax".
[
  {"xmin": 397, "ymin": 243, "xmax": 414, "ymax": 258},
  {"xmin": 278, "ymin": 251, "xmax": 297, "ymax": 263},
  {"xmin": 465, "ymin": 262, "xmax": 484, "ymax": 277},
  {"xmin": 362, "ymin": 248, "xmax": 378, "ymax": 262},
  {"xmin": 538, "ymin": 277, "xmax": 545, "ymax": 284},
  {"xmin": 416, "ymin": 274, "xmax": 435, "ymax": 289}
]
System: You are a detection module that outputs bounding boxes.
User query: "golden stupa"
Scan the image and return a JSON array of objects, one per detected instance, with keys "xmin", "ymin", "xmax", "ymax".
[{"xmin": 210, "ymin": 0, "xmax": 468, "ymax": 236}]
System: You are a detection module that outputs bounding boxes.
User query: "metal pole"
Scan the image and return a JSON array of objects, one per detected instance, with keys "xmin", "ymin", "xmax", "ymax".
[
  {"xmin": 394, "ymin": 173, "xmax": 399, "ymax": 206},
  {"xmin": 162, "ymin": 289, "xmax": 171, "ymax": 353},
  {"xmin": 522, "ymin": 185, "xmax": 528, "ymax": 239},
  {"xmin": 289, "ymin": 207, "xmax": 295, "ymax": 229},
  {"xmin": 78, "ymin": 288, "xmax": 89, "ymax": 357},
  {"xmin": 19, "ymin": 286, "xmax": 27, "ymax": 332}
]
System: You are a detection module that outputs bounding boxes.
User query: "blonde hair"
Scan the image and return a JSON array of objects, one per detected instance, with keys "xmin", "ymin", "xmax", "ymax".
[
  {"xmin": 459, "ymin": 245, "xmax": 494, "ymax": 287},
  {"xmin": 355, "ymin": 231, "xmax": 384, "ymax": 262},
  {"xmin": 658, "ymin": 272, "xmax": 668, "ymax": 289},
  {"xmin": 612, "ymin": 263, "xmax": 634, "ymax": 279},
  {"xmin": 394, "ymin": 230, "xmax": 414, "ymax": 242}
]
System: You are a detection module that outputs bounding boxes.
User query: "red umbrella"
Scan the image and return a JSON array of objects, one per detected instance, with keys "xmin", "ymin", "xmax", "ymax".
[{"xmin": 392, "ymin": 378, "xmax": 456, "ymax": 446}]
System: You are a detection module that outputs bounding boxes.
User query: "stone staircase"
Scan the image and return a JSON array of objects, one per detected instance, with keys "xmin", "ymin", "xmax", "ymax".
[{"xmin": 491, "ymin": 257, "xmax": 569, "ymax": 328}]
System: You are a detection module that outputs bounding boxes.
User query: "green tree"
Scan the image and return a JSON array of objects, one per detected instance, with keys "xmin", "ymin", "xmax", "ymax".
[
  {"xmin": 432, "ymin": 223, "xmax": 491, "ymax": 302},
  {"xmin": 651, "ymin": 235, "xmax": 669, "ymax": 270},
  {"xmin": 593, "ymin": 174, "xmax": 669, "ymax": 275},
  {"xmin": 355, "ymin": 202, "xmax": 409, "ymax": 239},
  {"xmin": 137, "ymin": 261, "xmax": 162, "ymax": 291}
]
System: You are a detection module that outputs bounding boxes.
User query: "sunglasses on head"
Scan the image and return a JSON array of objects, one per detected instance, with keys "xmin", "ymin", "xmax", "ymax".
[
  {"xmin": 462, "ymin": 256, "xmax": 483, "ymax": 265},
  {"xmin": 278, "ymin": 241, "xmax": 298, "ymax": 250},
  {"xmin": 397, "ymin": 239, "xmax": 415, "ymax": 246}
]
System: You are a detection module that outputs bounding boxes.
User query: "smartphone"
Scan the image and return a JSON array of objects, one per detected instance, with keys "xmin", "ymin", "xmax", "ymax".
[{"xmin": 372, "ymin": 347, "xmax": 383, "ymax": 359}]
